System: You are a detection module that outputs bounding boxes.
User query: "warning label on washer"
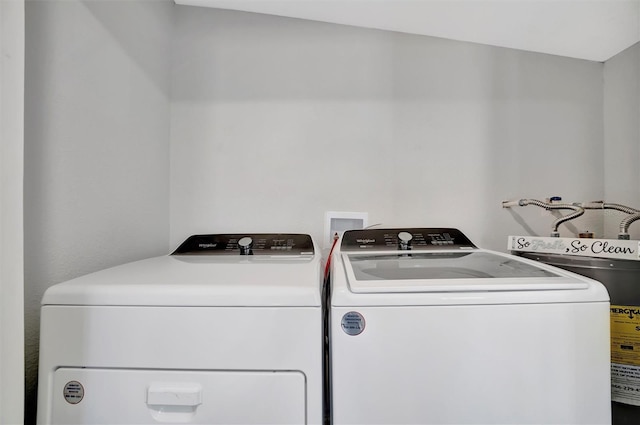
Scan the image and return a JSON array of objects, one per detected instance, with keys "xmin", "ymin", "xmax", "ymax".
[{"xmin": 611, "ymin": 305, "xmax": 640, "ymax": 405}]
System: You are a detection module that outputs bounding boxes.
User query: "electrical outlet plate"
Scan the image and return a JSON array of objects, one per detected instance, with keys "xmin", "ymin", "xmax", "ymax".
[{"xmin": 324, "ymin": 211, "xmax": 368, "ymax": 248}]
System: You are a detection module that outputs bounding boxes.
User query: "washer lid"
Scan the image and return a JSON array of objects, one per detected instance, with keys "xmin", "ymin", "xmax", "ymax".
[
  {"xmin": 42, "ymin": 254, "xmax": 321, "ymax": 307},
  {"xmin": 343, "ymin": 250, "xmax": 592, "ymax": 293}
]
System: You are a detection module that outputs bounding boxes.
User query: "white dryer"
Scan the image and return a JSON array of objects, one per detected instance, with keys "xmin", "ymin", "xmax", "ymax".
[
  {"xmin": 328, "ymin": 228, "xmax": 611, "ymax": 425},
  {"xmin": 37, "ymin": 233, "xmax": 322, "ymax": 425}
]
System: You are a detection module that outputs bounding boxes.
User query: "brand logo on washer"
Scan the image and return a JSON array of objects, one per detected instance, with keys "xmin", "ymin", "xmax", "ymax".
[
  {"xmin": 198, "ymin": 243, "xmax": 217, "ymax": 249},
  {"xmin": 356, "ymin": 239, "xmax": 375, "ymax": 244},
  {"xmin": 341, "ymin": 312, "xmax": 365, "ymax": 336}
]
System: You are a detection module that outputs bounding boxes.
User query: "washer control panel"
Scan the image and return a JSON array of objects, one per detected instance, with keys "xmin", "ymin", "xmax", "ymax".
[
  {"xmin": 172, "ymin": 234, "xmax": 314, "ymax": 256},
  {"xmin": 341, "ymin": 228, "xmax": 476, "ymax": 251}
]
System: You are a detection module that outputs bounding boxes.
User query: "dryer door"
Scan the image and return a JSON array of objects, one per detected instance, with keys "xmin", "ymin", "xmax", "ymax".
[{"xmin": 50, "ymin": 368, "xmax": 306, "ymax": 424}]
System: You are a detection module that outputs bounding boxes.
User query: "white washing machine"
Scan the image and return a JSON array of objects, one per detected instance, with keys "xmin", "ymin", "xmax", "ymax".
[
  {"xmin": 328, "ymin": 228, "xmax": 611, "ymax": 425},
  {"xmin": 37, "ymin": 233, "xmax": 322, "ymax": 425}
]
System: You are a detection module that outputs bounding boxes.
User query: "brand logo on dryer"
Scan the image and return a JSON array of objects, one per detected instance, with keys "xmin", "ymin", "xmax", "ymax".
[
  {"xmin": 63, "ymin": 381, "xmax": 84, "ymax": 404},
  {"xmin": 198, "ymin": 243, "xmax": 217, "ymax": 249}
]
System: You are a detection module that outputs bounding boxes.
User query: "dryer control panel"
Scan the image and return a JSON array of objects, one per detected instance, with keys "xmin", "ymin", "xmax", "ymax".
[
  {"xmin": 172, "ymin": 234, "xmax": 315, "ymax": 256},
  {"xmin": 341, "ymin": 228, "xmax": 476, "ymax": 251}
]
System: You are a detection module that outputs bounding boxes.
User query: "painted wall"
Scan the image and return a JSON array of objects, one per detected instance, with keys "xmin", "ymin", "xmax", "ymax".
[
  {"xmin": 604, "ymin": 42, "xmax": 640, "ymax": 240},
  {"xmin": 24, "ymin": 0, "xmax": 173, "ymax": 420},
  {"xmin": 0, "ymin": 0, "xmax": 24, "ymax": 423},
  {"xmin": 170, "ymin": 7, "xmax": 604, "ymax": 252}
]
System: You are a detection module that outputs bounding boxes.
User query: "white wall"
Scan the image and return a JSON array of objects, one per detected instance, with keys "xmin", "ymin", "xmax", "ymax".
[
  {"xmin": 604, "ymin": 42, "xmax": 640, "ymax": 240},
  {"xmin": 170, "ymin": 7, "xmax": 604, "ymax": 252},
  {"xmin": 24, "ymin": 0, "xmax": 173, "ymax": 420},
  {"xmin": 0, "ymin": 1, "xmax": 24, "ymax": 423}
]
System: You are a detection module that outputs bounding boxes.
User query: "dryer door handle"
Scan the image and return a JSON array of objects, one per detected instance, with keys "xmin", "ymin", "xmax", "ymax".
[{"xmin": 147, "ymin": 382, "xmax": 203, "ymax": 407}]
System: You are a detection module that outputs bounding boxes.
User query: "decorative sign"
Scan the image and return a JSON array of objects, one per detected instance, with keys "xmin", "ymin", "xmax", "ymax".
[{"xmin": 508, "ymin": 236, "xmax": 640, "ymax": 261}]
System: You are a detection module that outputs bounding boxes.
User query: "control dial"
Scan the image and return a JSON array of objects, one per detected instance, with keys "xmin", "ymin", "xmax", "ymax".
[
  {"xmin": 398, "ymin": 231, "xmax": 413, "ymax": 250},
  {"xmin": 238, "ymin": 236, "xmax": 253, "ymax": 255}
]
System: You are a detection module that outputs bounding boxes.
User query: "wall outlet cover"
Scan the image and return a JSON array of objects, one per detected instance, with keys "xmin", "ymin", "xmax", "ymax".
[{"xmin": 324, "ymin": 211, "xmax": 368, "ymax": 248}]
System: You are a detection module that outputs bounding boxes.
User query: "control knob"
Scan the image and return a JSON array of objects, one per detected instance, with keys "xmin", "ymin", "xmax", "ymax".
[
  {"xmin": 398, "ymin": 231, "xmax": 413, "ymax": 250},
  {"xmin": 238, "ymin": 236, "xmax": 253, "ymax": 255}
]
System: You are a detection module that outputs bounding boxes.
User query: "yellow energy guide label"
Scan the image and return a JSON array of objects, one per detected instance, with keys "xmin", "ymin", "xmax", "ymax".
[{"xmin": 611, "ymin": 305, "xmax": 640, "ymax": 405}]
